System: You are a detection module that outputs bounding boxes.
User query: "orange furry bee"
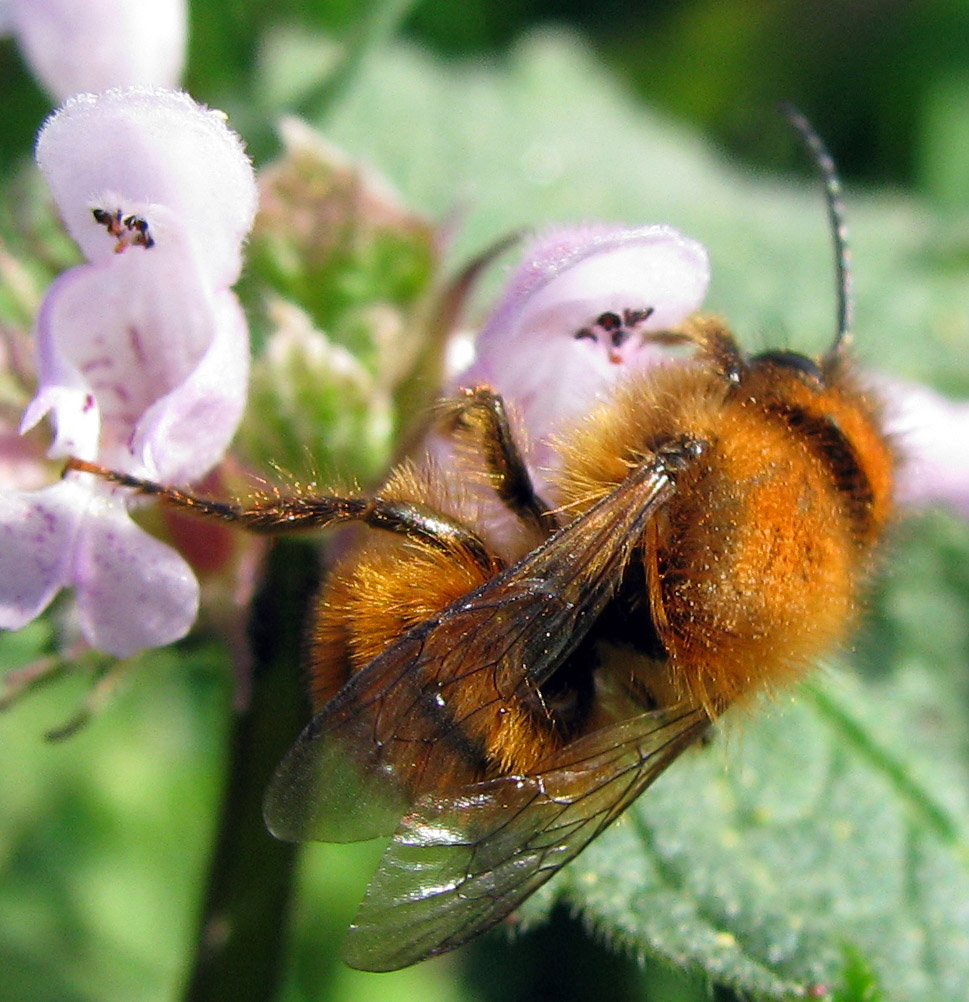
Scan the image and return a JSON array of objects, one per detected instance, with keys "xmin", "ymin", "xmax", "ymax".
[{"xmin": 68, "ymin": 114, "xmax": 895, "ymax": 971}]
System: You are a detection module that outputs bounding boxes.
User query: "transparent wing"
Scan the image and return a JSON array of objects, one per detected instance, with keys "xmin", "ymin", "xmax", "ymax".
[
  {"xmin": 263, "ymin": 457, "xmax": 679, "ymax": 845},
  {"xmin": 264, "ymin": 589, "xmax": 578, "ymax": 843},
  {"xmin": 343, "ymin": 704, "xmax": 710, "ymax": 971}
]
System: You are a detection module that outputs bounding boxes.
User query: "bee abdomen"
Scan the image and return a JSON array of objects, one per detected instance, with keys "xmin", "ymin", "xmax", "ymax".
[
  {"xmin": 651, "ymin": 406, "xmax": 867, "ymax": 713},
  {"xmin": 764, "ymin": 403, "xmax": 883, "ymax": 544}
]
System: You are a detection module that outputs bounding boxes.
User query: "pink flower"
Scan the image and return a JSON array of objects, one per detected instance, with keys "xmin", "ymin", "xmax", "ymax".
[
  {"xmin": 454, "ymin": 224, "xmax": 710, "ymax": 479},
  {"xmin": 0, "ymin": 88, "xmax": 256, "ymax": 657},
  {"xmin": 0, "ymin": 0, "xmax": 187, "ymax": 101}
]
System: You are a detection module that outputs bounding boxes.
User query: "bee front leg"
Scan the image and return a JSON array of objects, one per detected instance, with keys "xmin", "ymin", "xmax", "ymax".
[{"xmin": 440, "ymin": 386, "xmax": 557, "ymax": 537}]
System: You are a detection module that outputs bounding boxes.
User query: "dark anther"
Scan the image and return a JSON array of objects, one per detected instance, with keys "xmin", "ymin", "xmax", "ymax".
[
  {"xmin": 610, "ymin": 327, "xmax": 631, "ymax": 349},
  {"xmin": 624, "ymin": 307, "xmax": 654, "ymax": 326}
]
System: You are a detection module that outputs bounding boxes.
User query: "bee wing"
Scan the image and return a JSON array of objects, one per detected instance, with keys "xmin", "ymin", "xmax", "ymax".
[
  {"xmin": 264, "ymin": 457, "xmax": 677, "ymax": 844},
  {"xmin": 343, "ymin": 704, "xmax": 709, "ymax": 971}
]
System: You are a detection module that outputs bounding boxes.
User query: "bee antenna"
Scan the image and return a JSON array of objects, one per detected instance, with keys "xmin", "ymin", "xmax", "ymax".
[{"xmin": 780, "ymin": 103, "xmax": 853, "ymax": 356}]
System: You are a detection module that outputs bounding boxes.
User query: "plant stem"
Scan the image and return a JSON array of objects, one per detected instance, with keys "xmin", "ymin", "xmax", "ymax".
[{"xmin": 183, "ymin": 539, "xmax": 320, "ymax": 1002}]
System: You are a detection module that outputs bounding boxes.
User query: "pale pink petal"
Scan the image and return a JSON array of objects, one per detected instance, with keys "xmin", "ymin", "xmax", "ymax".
[
  {"xmin": 883, "ymin": 377, "xmax": 969, "ymax": 518},
  {"xmin": 477, "ymin": 225, "xmax": 709, "ymax": 347},
  {"xmin": 131, "ymin": 291, "xmax": 250, "ymax": 483},
  {"xmin": 4, "ymin": 0, "xmax": 187, "ymax": 101},
  {"xmin": 19, "ymin": 380, "xmax": 100, "ymax": 463},
  {"xmin": 457, "ymin": 224, "xmax": 709, "ymax": 469},
  {"xmin": 73, "ymin": 491, "xmax": 199, "ymax": 657},
  {"xmin": 0, "ymin": 479, "xmax": 85, "ymax": 628},
  {"xmin": 21, "ymin": 265, "xmax": 104, "ymax": 460},
  {"xmin": 35, "ymin": 87, "xmax": 256, "ymax": 286},
  {"xmin": 23, "ymin": 246, "xmax": 218, "ymax": 471}
]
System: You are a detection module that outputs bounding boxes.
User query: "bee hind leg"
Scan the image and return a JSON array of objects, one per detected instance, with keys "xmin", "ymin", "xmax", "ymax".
[{"xmin": 63, "ymin": 457, "xmax": 500, "ymax": 573}]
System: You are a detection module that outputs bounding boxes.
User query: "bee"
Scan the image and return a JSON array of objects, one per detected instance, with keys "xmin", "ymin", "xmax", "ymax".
[{"xmin": 67, "ymin": 113, "xmax": 895, "ymax": 972}]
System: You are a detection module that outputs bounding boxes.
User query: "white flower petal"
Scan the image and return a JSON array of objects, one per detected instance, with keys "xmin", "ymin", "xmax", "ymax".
[
  {"xmin": 5, "ymin": 0, "xmax": 187, "ymax": 102},
  {"xmin": 22, "ymin": 266, "xmax": 104, "ymax": 460},
  {"xmin": 73, "ymin": 491, "xmax": 199, "ymax": 657},
  {"xmin": 36, "ymin": 87, "xmax": 256, "ymax": 286},
  {"xmin": 479, "ymin": 225, "xmax": 710, "ymax": 343},
  {"xmin": 0, "ymin": 479, "xmax": 86, "ymax": 629},
  {"xmin": 132, "ymin": 291, "xmax": 250, "ymax": 483}
]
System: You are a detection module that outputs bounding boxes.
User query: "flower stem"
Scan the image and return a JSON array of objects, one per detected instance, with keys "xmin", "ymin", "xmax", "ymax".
[{"xmin": 182, "ymin": 539, "xmax": 320, "ymax": 1002}]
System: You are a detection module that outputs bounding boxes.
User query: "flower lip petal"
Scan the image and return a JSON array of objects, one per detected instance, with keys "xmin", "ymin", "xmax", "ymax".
[
  {"xmin": 0, "ymin": 480, "xmax": 87, "ymax": 630},
  {"xmin": 35, "ymin": 87, "xmax": 257, "ymax": 286},
  {"xmin": 73, "ymin": 492, "xmax": 199, "ymax": 658}
]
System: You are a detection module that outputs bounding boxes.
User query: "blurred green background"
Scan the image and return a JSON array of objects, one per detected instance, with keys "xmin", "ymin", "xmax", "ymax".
[
  {"xmin": 3, "ymin": 2, "xmax": 969, "ymax": 1002},
  {"xmin": 4, "ymin": 0, "xmax": 969, "ymax": 204}
]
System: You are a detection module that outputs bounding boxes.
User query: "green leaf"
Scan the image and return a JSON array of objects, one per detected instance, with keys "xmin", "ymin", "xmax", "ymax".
[{"xmin": 301, "ymin": 30, "xmax": 969, "ymax": 1000}]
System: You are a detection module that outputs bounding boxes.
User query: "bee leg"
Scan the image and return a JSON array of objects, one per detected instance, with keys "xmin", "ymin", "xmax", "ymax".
[
  {"xmin": 677, "ymin": 315, "xmax": 746, "ymax": 384},
  {"xmin": 442, "ymin": 385, "xmax": 557, "ymax": 536},
  {"xmin": 64, "ymin": 458, "xmax": 501, "ymax": 574}
]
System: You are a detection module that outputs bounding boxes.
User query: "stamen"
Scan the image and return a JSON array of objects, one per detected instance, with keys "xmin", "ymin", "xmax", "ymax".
[{"xmin": 91, "ymin": 206, "xmax": 155, "ymax": 252}]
